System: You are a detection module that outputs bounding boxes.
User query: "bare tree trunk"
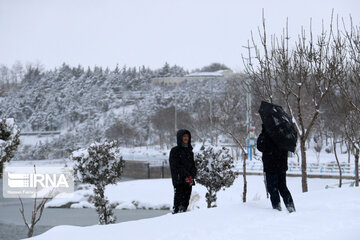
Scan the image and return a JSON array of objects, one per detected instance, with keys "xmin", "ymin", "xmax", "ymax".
[
  {"xmin": 242, "ymin": 153, "xmax": 247, "ymax": 203},
  {"xmin": 333, "ymin": 140, "xmax": 342, "ymax": 188},
  {"xmin": 355, "ymin": 148, "xmax": 359, "ymax": 187},
  {"xmin": 347, "ymin": 141, "xmax": 351, "ymax": 164},
  {"xmin": 218, "ymin": 129, "xmax": 248, "ymax": 204},
  {"xmin": 300, "ymin": 138, "xmax": 308, "ymax": 192}
]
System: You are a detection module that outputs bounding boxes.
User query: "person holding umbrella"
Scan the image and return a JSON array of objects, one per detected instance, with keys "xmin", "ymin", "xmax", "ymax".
[
  {"xmin": 257, "ymin": 101, "xmax": 296, "ymax": 213},
  {"xmin": 169, "ymin": 129, "xmax": 197, "ymax": 214}
]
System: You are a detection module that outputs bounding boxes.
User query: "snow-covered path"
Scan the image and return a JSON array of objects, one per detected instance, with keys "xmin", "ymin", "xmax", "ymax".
[{"xmin": 29, "ymin": 187, "xmax": 360, "ymax": 240}]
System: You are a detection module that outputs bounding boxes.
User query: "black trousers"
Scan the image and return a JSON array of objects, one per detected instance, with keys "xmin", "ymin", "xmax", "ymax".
[
  {"xmin": 172, "ymin": 184, "xmax": 192, "ymax": 214},
  {"xmin": 265, "ymin": 172, "xmax": 295, "ymax": 211}
]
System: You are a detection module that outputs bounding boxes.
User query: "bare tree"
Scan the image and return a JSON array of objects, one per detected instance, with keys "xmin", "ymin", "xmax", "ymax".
[
  {"xmin": 326, "ymin": 97, "xmax": 345, "ymax": 188},
  {"xmin": 344, "ymin": 111, "xmax": 360, "ymax": 186},
  {"xmin": 213, "ymin": 79, "xmax": 250, "ymax": 202},
  {"xmin": 243, "ymin": 12, "xmax": 343, "ymax": 192},
  {"xmin": 340, "ymin": 16, "xmax": 360, "ymax": 186},
  {"xmin": 341, "ymin": 16, "xmax": 360, "ymax": 114},
  {"xmin": 18, "ymin": 166, "xmax": 51, "ymax": 238}
]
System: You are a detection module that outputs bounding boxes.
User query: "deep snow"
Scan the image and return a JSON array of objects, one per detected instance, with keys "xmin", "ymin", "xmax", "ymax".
[
  {"xmin": 45, "ymin": 175, "xmax": 342, "ymax": 210},
  {"xmin": 29, "ymin": 187, "xmax": 360, "ymax": 240}
]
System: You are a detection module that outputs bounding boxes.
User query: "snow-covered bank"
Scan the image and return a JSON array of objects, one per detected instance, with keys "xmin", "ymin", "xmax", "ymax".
[
  {"xmin": 30, "ymin": 187, "xmax": 360, "ymax": 240},
  {"xmin": 45, "ymin": 175, "xmax": 342, "ymax": 210}
]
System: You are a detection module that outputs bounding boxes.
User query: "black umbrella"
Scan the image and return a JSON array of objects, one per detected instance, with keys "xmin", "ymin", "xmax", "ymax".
[{"xmin": 258, "ymin": 101, "xmax": 298, "ymax": 152}]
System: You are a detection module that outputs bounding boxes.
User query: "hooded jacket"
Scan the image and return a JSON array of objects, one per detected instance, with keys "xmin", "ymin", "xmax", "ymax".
[
  {"xmin": 169, "ymin": 129, "xmax": 197, "ymax": 186},
  {"xmin": 257, "ymin": 124, "xmax": 288, "ymax": 173}
]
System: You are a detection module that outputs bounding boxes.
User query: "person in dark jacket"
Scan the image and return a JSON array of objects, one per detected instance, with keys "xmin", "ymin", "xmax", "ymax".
[
  {"xmin": 169, "ymin": 129, "xmax": 197, "ymax": 214},
  {"xmin": 257, "ymin": 124, "xmax": 296, "ymax": 213}
]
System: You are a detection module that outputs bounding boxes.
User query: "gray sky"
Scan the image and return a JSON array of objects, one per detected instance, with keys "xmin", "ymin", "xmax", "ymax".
[{"xmin": 0, "ymin": 0, "xmax": 359, "ymax": 71}]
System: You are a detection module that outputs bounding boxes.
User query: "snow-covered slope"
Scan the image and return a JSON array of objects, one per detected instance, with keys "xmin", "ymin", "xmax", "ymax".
[{"xmin": 30, "ymin": 187, "xmax": 360, "ymax": 240}]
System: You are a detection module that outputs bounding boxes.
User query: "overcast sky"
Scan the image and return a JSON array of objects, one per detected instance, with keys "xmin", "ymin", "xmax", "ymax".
[{"xmin": 0, "ymin": 0, "xmax": 359, "ymax": 71}]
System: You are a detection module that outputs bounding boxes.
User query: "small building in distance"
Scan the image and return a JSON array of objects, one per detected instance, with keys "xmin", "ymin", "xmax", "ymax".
[{"xmin": 151, "ymin": 69, "xmax": 238, "ymax": 85}]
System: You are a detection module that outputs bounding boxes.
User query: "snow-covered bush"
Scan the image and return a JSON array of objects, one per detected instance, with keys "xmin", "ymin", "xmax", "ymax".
[
  {"xmin": 195, "ymin": 145, "xmax": 239, "ymax": 208},
  {"xmin": 0, "ymin": 118, "xmax": 20, "ymax": 177},
  {"xmin": 72, "ymin": 140, "xmax": 124, "ymax": 224}
]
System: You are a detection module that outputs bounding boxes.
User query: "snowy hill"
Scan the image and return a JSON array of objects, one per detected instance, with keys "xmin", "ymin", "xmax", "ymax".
[
  {"xmin": 2, "ymin": 63, "xmax": 244, "ymax": 160},
  {"xmin": 29, "ymin": 187, "xmax": 360, "ymax": 240}
]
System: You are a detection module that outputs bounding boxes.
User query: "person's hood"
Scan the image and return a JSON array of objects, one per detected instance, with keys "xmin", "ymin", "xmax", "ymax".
[{"xmin": 176, "ymin": 129, "xmax": 192, "ymax": 149}]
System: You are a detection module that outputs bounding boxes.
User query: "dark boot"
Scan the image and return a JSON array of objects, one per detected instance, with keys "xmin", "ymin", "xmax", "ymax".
[
  {"xmin": 273, "ymin": 203, "xmax": 282, "ymax": 211},
  {"xmin": 286, "ymin": 203, "xmax": 296, "ymax": 213},
  {"xmin": 172, "ymin": 205, "xmax": 179, "ymax": 214},
  {"xmin": 178, "ymin": 205, "xmax": 187, "ymax": 213}
]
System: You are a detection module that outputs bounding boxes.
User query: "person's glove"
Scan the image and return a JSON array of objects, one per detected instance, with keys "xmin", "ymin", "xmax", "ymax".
[{"xmin": 185, "ymin": 176, "xmax": 193, "ymax": 186}]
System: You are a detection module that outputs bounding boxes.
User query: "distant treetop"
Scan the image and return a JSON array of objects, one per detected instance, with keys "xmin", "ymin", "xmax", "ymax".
[{"xmin": 195, "ymin": 63, "xmax": 230, "ymax": 73}]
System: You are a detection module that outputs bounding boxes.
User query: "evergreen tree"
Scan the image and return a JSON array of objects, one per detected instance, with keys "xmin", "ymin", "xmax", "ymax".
[
  {"xmin": 199, "ymin": 63, "xmax": 230, "ymax": 72},
  {"xmin": 195, "ymin": 145, "xmax": 239, "ymax": 208},
  {"xmin": 159, "ymin": 62, "xmax": 170, "ymax": 77},
  {"xmin": 72, "ymin": 140, "xmax": 124, "ymax": 224},
  {"xmin": 0, "ymin": 118, "xmax": 20, "ymax": 177}
]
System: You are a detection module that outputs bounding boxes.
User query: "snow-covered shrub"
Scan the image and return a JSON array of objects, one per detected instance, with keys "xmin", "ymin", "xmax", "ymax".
[
  {"xmin": 0, "ymin": 118, "xmax": 20, "ymax": 177},
  {"xmin": 72, "ymin": 140, "xmax": 124, "ymax": 224},
  {"xmin": 195, "ymin": 145, "xmax": 239, "ymax": 208}
]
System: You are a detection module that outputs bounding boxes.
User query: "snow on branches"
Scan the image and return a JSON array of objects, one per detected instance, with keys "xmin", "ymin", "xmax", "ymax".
[
  {"xmin": 195, "ymin": 145, "xmax": 239, "ymax": 208},
  {"xmin": 0, "ymin": 118, "xmax": 20, "ymax": 176},
  {"xmin": 72, "ymin": 140, "xmax": 124, "ymax": 224}
]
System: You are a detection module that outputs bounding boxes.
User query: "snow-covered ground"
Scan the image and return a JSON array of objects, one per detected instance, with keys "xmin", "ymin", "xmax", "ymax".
[
  {"xmin": 45, "ymin": 175, "xmax": 344, "ymax": 210},
  {"xmin": 30, "ymin": 183, "xmax": 360, "ymax": 240}
]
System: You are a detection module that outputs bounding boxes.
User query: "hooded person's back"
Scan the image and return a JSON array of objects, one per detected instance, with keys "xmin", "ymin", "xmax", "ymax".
[
  {"xmin": 257, "ymin": 124, "xmax": 288, "ymax": 173},
  {"xmin": 169, "ymin": 129, "xmax": 197, "ymax": 186}
]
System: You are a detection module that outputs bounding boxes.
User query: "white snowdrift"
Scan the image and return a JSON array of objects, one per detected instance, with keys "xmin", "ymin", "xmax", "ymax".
[
  {"xmin": 32, "ymin": 187, "xmax": 360, "ymax": 240},
  {"xmin": 45, "ymin": 176, "xmax": 341, "ymax": 210}
]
